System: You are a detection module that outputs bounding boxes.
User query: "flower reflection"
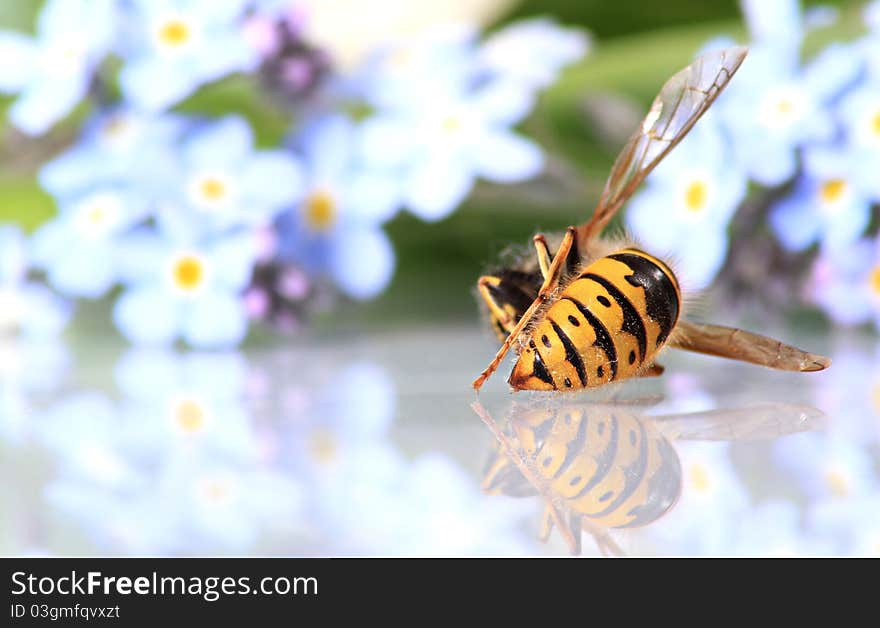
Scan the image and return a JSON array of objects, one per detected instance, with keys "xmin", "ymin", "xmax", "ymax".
[
  {"xmin": 474, "ymin": 397, "xmax": 824, "ymax": 556},
  {"xmin": 36, "ymin": 349, "xmax": 305, "ymax": 555},
  {"xmin": 8, "ymin": 343, "xmax": 535, "ymax": 556},
  {"xmin": 273, "ymin": 359, "xmax": 531, "ymax": 555}
]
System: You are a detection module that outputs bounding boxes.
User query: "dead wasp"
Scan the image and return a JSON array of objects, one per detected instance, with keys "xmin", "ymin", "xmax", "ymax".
[{"xmin": 473, "ymin": 47, "xmax": 830, "ymax": 392}]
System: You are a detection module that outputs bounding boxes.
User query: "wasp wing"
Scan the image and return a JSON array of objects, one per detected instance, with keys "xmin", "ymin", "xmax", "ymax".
[
  {"xmin": 653, "ymin": 403, "xmax": 826, "ymax": 441},
  {"xmin": 578, "ymin": 46, "xmax": 748, "ymax": 245},
  {"xmin": 669, "ymin": 320, "xmax": 832, "ymax": 372}
]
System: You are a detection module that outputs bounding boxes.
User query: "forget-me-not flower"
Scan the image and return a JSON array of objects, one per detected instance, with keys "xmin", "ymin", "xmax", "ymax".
[
  {"xmin": 625, "ymin": 114, "xmax": 748, "ymax": 290},
  {"xmin": 30, "ymin": 187, "xmax": 150, "ymax": 298},
  {"xmin": 769, "ymin": 146, "xmax": 872, "ymax": 253},
  {"xmin": 38, "ymin": 108, "xmax": 186, "ymax": 201},
  {"xmin": 0, "ymin": 0, "xmax": 116, "ymax": 135},
  {"xmin": 114, "ymin": 349, "xmax": 259, "ymax": 462},
  {"xmin": 118, "ymin": 0, "xmax": 259, "ymax": 111},
  {"xmin": 112, "ymin": 225, "xmax": 256, "ymax": 348},
  {"xmin": 478, "ymin": 17, "xmax": 589, "ymax": 90},
  {"xmin": 837, "ymin": 82, "xmax": 880, "ymax": 202},
  {"xmin": 713, "ymin": 2, "xmax": 862, "ymax": 186},
  {"xmin": 358, "ymin": 30, "xmax": 543, "ymax": 221},
  {"xmin": 157, "ymin": 115, "xmax": 305, "ymax": 236},
  {"xmin": 807, "ymin": 235, "xmax": 880, "ymax": 328},
  {"xmin": 0, "ymin": 226, "xmax": 71, "ymax": 338},
  {"xmin": 277, "ymin": 114, "xmax": 399, "ymax": 300}
]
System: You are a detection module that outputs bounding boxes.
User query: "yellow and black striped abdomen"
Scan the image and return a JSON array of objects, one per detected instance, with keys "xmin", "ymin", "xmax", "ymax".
[{"xmin": 509, "ymin": 248, "xmax": 681, "ymax": 391}]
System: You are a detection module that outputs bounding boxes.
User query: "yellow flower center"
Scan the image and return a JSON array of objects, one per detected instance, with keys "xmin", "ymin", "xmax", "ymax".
[
  {"xmin": 819, "ymin": 178, "xmax": 847, "ymax": 205},
  {"xmin": 75, "ymin": 195, "xmax": 120, "ymax": 236},
  {"xmin": 200, "ymin": 479, "xmax": 232, "ymax": 505},
  {"xmin": 171, "ymin": 254, "xmax": 206, "ymax": 292},
  {"xmin": 871, "ymin": 111, "xmax": 880, "ymax": 137},
  {"xmin": 870, "ymin": 381, "xmax": 880, "ymax": 415},
  {"xmin": 86, "ymin": 205, "xmax": 108, "ymax": 225},
  {"xmin": 442, "ymin": 115, "xmax": 462, "ymax": 133},
  {"xmin": 199, "ymin": 177, "xmax": 228, "ymax": 203},
  {"xmin": 308, "ymin": 428, "xmax": 338, "ymax": 464},
  {"xmin": 824, "ymin": 470, "xmax": 849, "ymax": 497},
  {"xmin": 868, "ymin": 266, "xmax": 880, "ymax": 297},
  {"xmin": 304, "ymin": 190, "xmax": 337, "ymax": 232},
  {"xmin": 174, "ymin": 399, "xmax": 206, "ymax": 434},
  {"xmin": 684, "ymin": 180, "xmax": 708, "ymax": 212},
  {"xmin": 689, "ymin": 464, "xmax": 710, "ymax": 493},
  {"xmin": 158, "ymin": 19, "xmax": 191, "ymax": 48},
  {"xmin": 776, "ymin": 99, "xmax": 794, "ymax": 115}
]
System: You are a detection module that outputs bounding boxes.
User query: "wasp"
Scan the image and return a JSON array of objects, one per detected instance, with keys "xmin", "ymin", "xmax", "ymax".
[
  {"xmin": 472, "ymin": 47, "xmax": 831, "ymax": 392},
  {"xmin": 473, "ymin": 399, "xmax": 824, "ymax": 555}
]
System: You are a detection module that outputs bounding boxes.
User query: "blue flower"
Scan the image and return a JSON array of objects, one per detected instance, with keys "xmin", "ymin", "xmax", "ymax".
[
  {"xmin": 712, "ymin": 7, "xmax": 862, "ymax": 186},
  {"xmin": 277, "ymin": 114, "xmax": 399, "ymax": 299},
  {"xmin": 30, "ymin": 187, "xmax": 150, "ymax": 298},
  {"xmin": 773, "ymin": 433, "xmax": 877, "ymax": 502},
  {"xmin": 0, "ymin": 226, "xmax": 71, "ymax": 338},
  {"xmin": 0, "ymin": 0, "xmax": 116, "ymax": 135},
  {"xmin": 354, "ymin": 25, "xmax": 478, "ymax": 112},
  {"xmin": 357, "ymin": 32, "xmax": 543, "ymax": 221},
  {"xmin": 625, "ymin": 114, "xmax": 747, "ymax": 290},
  {"xmin": 114, "ymin": 349, "xmax": 259, "ymax": 461},
  {"xmin": 477, "ymin": 17, "xmax": 590, "ymax": 90},
  {"xmin": 38, "ymin": 383, "xmax": 304, "ymax": 553},
  {"xmin": 769, "ymin": 146, "xmax": 872, "ymax": 253},
  {"xmin": 112, "ymin": 226, "xmax": 256, "ymax": 348},
  {"xmin": 807, "ymin": 236, "xmax": 880, "ymax": 328},
  {"xmin": 156, "ymin": 115, "xmax": 305, "ymax": 235},
  {"xmin": 0, "ymin": 337, "xmax": 69, "ymax": 446},
  {"xmin": 645, "ymin": 441, "xmax": 750, "ymax": 555},
  {"xmin": 118, "ymin": 0, "xmax": 259, "ymax": 111},
  {"xmin": 837, "ymin": 82, "xmax": 880, "ymax": 202},
  {"xmin": 38, "ymin": 108, "xmax": 186, "ymax": 201}
]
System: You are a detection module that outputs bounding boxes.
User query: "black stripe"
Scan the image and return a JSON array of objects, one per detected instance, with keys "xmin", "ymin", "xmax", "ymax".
[
  {"xmin": 593, "ymin": 415, "xmax": 650, "ymax": 520},
  {"xmin": 531, "ymin": 350, "xmax": 555, "ymax": 387},
  {"xmin": 552, "ymin": 412, "xmax": 589, "ymax": 480},
  {"xmin": 608, "ymin": 253, "xmax": 679, "ymax": 347},
  {"xmin": 572, "ymin": 414, "xmax": 618, "ymax": 500},
  {"xmin": 563, "ymin": 297, "xmax": 618, "ymax": 380},
  {"xmin": 582, "ymin": 273, "xmax": 648, "ymax": 364},
  {"xmin": 621, "ymin": 435, "xmax": 681, "ymax": 528},
  {"xmin": 550, "ymin": 320, "xmax": 587, "ymax": 387}
]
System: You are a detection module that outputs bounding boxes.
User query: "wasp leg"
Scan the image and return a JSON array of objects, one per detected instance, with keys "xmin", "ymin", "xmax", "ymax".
[
  {"xmin": 582, "ymin": 519, "xmax": 624, "ymax": 557},
  {"xmin": 532, "ymin": 234, "xmax": 552, "ymax": 280},
  {"xmin": 472, "ymin": 401, "xmax": 579, "ymax": 554},
  {"xmin": 472, "ymin": 227, "xmax": 576, "ymax": 391},
  {"xmin": 538, "ymin": 505, "xmax": 554, "ymax": 543},
  {"xmin": 477, "ymin": 275, "xmax": 517, "ymax": 340},
  {"xmin": 638, "ymin": 362, "xmax": 664, "ymax": 378},
  {"xmin": 670, "ymin": 321, "xmax": 832, "ymax": 372}
]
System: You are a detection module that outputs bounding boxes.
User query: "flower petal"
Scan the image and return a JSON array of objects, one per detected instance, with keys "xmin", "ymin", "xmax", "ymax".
[
  {"xmin": 470, "ymin": 130, "xmax": 543, "ymax": 183},
  {"xmin": 182, "ymin": 291, "xmax": 248, "ymax": 348},
  {"xmin": 8, "ymin": 76, "xmax": 86, "ymax": 135},
  {"xmin": 403, "ymin": 156, "xmax": 474, "ymax": 222},
  {"xmin": 0, "ymin": 31, "xmax": 36, "ymax": 92},
  {"xmin": 239, "ymin": 150, "xmax": 305, "ymax": 214},
  {"xmin": 769, "ymin": 194, "xmax": 822, "ymax": 252},
  {"xmin": 120, "ymin": 57, "xmax": 199, "ymax": 111},
  {"xmin": 113, "ymin": 286, "xmax": 180, "ymax": 345},
  {"xmin": 330, "ymin": 227, "xmax": 395, "ymax": 300}
]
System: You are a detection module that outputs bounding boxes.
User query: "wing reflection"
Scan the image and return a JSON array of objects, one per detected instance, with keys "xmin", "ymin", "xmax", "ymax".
[{"xmin": 473, "ymin": 399, "xmax": 825, "ymax": 556}]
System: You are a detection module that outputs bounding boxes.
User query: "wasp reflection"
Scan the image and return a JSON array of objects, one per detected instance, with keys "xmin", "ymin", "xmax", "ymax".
[{"xmin": 472, "ymin": 399, "xmax": 825, "ymax": 556}]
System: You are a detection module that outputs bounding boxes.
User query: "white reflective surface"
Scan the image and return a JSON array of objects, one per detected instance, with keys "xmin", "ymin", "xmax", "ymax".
[{"xmin": 1, "ymin": 325, "xmax": 877, "ymax": 556}]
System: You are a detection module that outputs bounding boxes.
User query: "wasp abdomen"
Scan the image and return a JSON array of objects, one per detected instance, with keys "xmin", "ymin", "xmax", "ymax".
[{"xmin": 509, "ymin": 248, "xmax": 681, "ymax": 391}]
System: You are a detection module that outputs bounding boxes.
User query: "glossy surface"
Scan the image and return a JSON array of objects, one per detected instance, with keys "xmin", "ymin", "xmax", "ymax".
[{"xmin": 1, "ymin": 325, "xmax": 877, "ymax": 556}]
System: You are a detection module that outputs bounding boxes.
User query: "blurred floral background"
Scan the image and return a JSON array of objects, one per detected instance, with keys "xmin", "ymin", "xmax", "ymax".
[{"xmin": 1, "ymin": 0, "xmax": 879, "ymax": 556}]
